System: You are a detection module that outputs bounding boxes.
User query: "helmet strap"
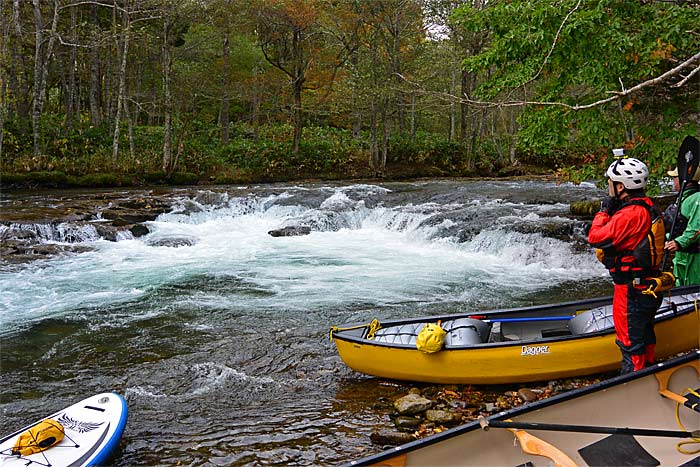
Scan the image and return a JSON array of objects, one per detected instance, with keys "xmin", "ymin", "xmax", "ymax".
[{"xmin": 611, "ymin": 181, "xmax": 628, "ymax": 200}]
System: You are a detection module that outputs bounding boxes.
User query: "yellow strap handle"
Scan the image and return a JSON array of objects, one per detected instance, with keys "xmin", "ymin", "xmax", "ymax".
[{"xmin": 329, "ymin": 319, "xmax": 381, "ymax": 342}]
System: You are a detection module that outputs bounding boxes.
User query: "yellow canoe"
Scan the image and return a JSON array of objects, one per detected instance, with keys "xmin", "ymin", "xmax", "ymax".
[
  {"xmin": 345, "ymin": 350, "xmax": 700, "ymax": 467},
  {"xmin": 330, "ymin": 286, "xmax": 699, "ymax": 384}
]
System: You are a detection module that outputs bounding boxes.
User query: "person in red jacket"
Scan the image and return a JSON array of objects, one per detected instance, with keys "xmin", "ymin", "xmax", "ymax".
[{"xmin": 588, "ymin": 155, "xmax": 664, "ymax": 374}]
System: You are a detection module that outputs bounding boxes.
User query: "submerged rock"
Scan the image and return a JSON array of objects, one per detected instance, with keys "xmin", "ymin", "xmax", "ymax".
[
  {"xmin": 394, "ymin": 393, "xmax": 432, "ymax": 415},
  {"xmin": 425, "ymin": 409, "xmax": 459, "ymax": 425},
  {"xmin": 370, "ymin": 429, "xmax": 414, "ymax": 446},
  {"xmin": 130, "ymin": 224, "xmax": 150, "ymax": 237},
  {"xmin": 393, "ymin": 415, "xmax": 423, "ymax": 431},
  {"xmin": 268, "ymin": 226, "xmax": 312, "ymax": 237},
  {"xmin": 517, "ymin": 388, "xmax": 539, "ymax": 402},
  {"xmin": 146, "ymin": 236, "xmax": 196, "ymax": 247}
]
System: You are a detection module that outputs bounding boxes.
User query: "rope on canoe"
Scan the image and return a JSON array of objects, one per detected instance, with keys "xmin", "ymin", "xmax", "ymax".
[
  {"xmin": 675, "ymin": 387, "xmax": 700, "ymax": 455},
  {"xmin": 329, "ymin": 319, "xmax": 381, "ymax": 342}
]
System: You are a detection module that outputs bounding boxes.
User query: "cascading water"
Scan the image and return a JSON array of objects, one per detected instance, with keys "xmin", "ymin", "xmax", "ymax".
[{"xmin": 0, "ymin": 179, "xmax": 609, "ymax": 466}]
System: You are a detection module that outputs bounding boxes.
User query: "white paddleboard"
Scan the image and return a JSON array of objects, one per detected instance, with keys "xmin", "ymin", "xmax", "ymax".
[{"xmin": 0, "ymin": 392, "xmax": 128, "ymax": 467}]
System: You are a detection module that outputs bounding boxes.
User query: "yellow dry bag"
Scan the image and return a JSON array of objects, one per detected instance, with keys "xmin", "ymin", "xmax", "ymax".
[
  {"xmin": 416, "ymin": 321, "xmax": 446, "ymax": 353},
  {"xmin": 12, "ymin": 419, "xmax": 65, "ymax": 456}
]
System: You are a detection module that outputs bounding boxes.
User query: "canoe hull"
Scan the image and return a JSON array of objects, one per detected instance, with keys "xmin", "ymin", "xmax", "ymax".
[
  {"xmin": 332, "ymin": 288, "xmax": 700, "ymax": 384},
  {"xmin": 347, "ymin": 351, "xmax": 700, "ymax": 467}
]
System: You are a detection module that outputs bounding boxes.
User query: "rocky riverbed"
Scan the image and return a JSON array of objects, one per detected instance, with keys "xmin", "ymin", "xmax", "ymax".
[
  {"xmin": 1, "ymin": 189, "xmax": 180, "ymax": 262},
  {"xmin": 367, "ymin": 375, "xmax": 610, "ymax": 446}
]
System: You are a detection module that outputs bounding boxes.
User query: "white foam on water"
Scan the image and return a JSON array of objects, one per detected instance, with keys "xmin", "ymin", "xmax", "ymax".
[
  {"xmin": 188, "ymin": 362, "xmax": 276, "ymax": 396},
  {"xmin": 0, "ymin": 183, "xmax": 606, "ymax": 333},
  {"xmin": 124, "ymin": 386, "xmax": 168, "ymax": 400}
]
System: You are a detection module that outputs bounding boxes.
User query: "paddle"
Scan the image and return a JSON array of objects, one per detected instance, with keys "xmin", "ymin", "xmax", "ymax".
[
  {"xmin": 661, "ymin": 135, "xmax": 700, "ymax": 271},
  {"xmin": 478, "ymin": 416, "xmax": 700, "ymax": 439}
]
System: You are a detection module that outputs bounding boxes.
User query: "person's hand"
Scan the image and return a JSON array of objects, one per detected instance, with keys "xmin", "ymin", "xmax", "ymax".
[
  {"xmin": 664, "ymin": 240, "xmax": 680, "ymax": 252},
  {"xmin": 600, "ymin": 196, "xmax": 619, "ymax": 214}
]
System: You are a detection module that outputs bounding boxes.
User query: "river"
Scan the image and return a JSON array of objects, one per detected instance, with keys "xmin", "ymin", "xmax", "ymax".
[{"xmin": 0, "ymin": 179, "xmax": 611, "ymax": 466}]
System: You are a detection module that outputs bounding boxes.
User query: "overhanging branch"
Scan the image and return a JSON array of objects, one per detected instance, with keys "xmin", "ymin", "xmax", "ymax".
[{"xmin": 397, "ymin": 51, "xmax": 700, "ymax": 111}]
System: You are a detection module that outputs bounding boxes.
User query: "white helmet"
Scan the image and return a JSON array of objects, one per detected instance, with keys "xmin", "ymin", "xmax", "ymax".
[{"xmin": 606, "ymin": 158, "xmax": 649, "ymax": 189}]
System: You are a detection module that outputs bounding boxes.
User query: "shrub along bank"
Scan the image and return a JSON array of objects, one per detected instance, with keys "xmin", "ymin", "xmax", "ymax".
[{"xmin": 1, "ymin": 122, "xmax": 552, "ymax": 189}]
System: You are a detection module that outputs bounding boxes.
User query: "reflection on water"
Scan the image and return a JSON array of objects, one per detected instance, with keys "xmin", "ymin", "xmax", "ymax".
[{"xmin": 0, "ymin": 179, "xmax": 609, "ymax": 466}]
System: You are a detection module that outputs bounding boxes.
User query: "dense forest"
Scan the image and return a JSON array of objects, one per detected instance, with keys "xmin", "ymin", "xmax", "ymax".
[{"xmin": 1, "ymin": 0, "xmax": 698, "ymax": 188}]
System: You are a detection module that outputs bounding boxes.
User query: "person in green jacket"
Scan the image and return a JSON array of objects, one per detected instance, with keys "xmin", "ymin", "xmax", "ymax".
[{"xmin": 664, "ymin": 166, "xmax": 700, "ymax": 285}]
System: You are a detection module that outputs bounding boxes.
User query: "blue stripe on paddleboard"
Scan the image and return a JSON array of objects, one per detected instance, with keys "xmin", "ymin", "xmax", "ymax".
[{"xmin": 85, "ymin": 393, "xmax": 128, "ymax": 467}]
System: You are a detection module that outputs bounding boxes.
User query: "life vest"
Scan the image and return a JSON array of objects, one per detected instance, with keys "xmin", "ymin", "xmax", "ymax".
[
  {"xmin": 663, "ymin": 185, "xmax": 700, "ymax": 253},
  {"xmin": 597, "ymin": 198, "xmax": 665, "ymax": 284}
]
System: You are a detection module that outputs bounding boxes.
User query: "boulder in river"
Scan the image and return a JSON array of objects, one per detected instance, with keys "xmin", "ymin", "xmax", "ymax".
[
  {"xmin": 370, "ymin": 429, "xmax": 415, "ymax": 446},
  {"xmin": 268, "ymin": 226, "xmax": 312, "ymax": 237},
  {"xmin": 392, "ymin": 415, "xmax": 423, "ymax": 431},
  {"xmin": 425, "ymin": 409, "xmax": 460, "ymax": 425},
  {"xmin": 393, "ymin": 393, "xmax": 432, "ymax": 415},
  {"xmin": 517, "ymin": 388, "xmax": 540, "ymax": 402},
  {"xmin": 146, "ymin": 236, "xmax": 196, "ymax": 247}
]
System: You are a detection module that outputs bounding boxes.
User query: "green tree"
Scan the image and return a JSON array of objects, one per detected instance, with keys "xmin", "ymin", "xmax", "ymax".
[{"xmin": 453, "ymin": 0, "xmax": 699, "ymax": 178}]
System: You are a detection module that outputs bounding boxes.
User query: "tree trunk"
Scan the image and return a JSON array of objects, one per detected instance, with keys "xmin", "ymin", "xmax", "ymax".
[
  {"xmin": 31, "ymin": 0, "xmax": 58, "ymax": 156},
  {"xmin": 161, "ymin": 16, "xmax": 174, "ymax": 174},
  {"xmin": 0, "ymin": 0, "xmax": 6, "ymax": 159},
  {"xmin": 291, "ymin": 29, "xmax": 304, "ymax": 154},
  {"xmin": 409, "ymin": 92, "xmax": 415, "ymax": 140},
  {"xmin": 449, "ymin": 62, "xmax": 457, "ymax": 142},
  {"xmin": 390, "ymin": 11, "xmax": 404, "ymax": 134},
  {"xmin": 89, "ymin": 4, "xmax": 102, "ymax": 126},
  {"xmin": 369, "ymin": 27, "xmax": 379, "ymax": 173},
  {"xmin": 31, "ymin": 0, "xmax": 44, "ymax": 156},
  {"xmin": 11, "ymin": 0, "xmax": 30, "ymax": 120},
  {"xmin": 65, "ymin": 5, "xmax": 77, "ymax": 130},
  {"xmin": 221, "ymin": 36, "xmax": 230, "ymax": 145},
  {"xmin": 460, "ymin": 69, "xmax": 469, "ymax": 143},
  {"xmin": 618, "ymin": 99, "xmax": 634, "ymax": 142},
  {"xmin": 292, "ymin": 77, "xmax": 303, "ymax": 154},
  {"xmin": 104, "ymin": 0, "xmax": 118, "ymax": 122},
  {"xmin": 380, "ymin": 101, "xmax": 389, "ymax": 176},
  {"xmin": 134, "ymin": 62, "xmax": 143, "ymax": 125},
  {"xmin": 126, "ymin": 99, "xmax": 135, "ymax": 159},
  {"xmin": 112, "ymin": 9, "xmax": 130, "ymax": 162},
  {"xmin": 251, "ymin": 92, "xmax": 260, "ymax": 140},
  {"xmin": 350, "ymin": 54, "xmax": 361, "ymax": 139},
  {"xmin": 509, "ymin": 108, "xmax": 517, "ymax": 165},
  {"xmin": 369, "ymin": 98, "xmax": 378, "ymax": 171},
  {"xmin": 352, "ymin": 107, "xmax": 362, "ymax": 140},
  {"xmin": 149, "ymin": 80, "xmax": 156, "ymax": 126}
]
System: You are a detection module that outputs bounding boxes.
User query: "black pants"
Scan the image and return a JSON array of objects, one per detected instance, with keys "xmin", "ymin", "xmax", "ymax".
[{"xmin": 612, "ymin": 283, "xmax": 663, "ymax": 374}]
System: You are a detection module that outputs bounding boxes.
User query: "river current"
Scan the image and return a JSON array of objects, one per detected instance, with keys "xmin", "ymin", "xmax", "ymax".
[{"xmin": 0, "ymin": 179, "xmax": 611, "ymax": 466}]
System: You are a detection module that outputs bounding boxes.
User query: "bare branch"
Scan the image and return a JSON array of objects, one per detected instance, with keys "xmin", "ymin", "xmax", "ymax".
[
  {"xmin": 518, "ymin": 0, "xmax": 582, "ymax": 90},
  {"xmin": 672, "ymin": 64, "xmax": 700, "ymax": 87},
  {"xmin": 397, "ymin": 51, "xmax": 700, "ymax": 111},
  {"xmin": 59, "ymin": 1, "xmax": 128, "ymax": 14}
]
